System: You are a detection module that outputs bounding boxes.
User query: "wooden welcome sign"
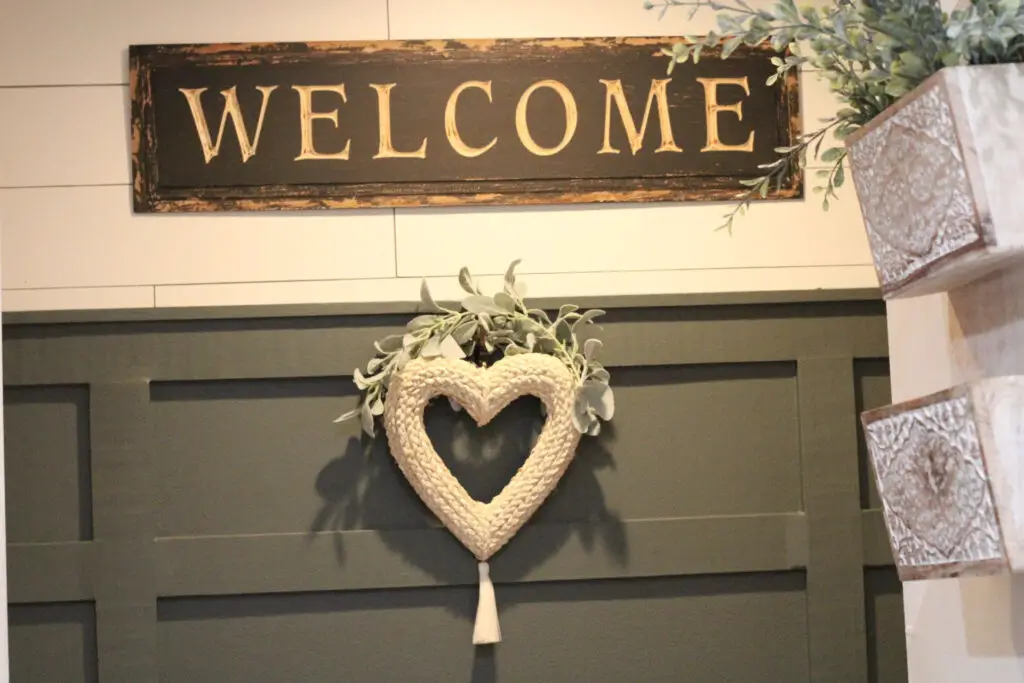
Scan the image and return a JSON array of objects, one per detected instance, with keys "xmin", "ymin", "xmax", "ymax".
[{"xmin": 129, "ymin": 38, "xmax": 801, "ymax": 212}]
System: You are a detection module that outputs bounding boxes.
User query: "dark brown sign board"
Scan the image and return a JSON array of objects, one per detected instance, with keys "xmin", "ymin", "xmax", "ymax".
[{"xmin": 128, "ymin": 38, "xmax": 801, "ymax": 213}]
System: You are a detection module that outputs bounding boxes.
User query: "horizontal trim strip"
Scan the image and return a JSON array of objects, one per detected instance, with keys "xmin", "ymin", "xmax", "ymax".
[
  {"xmin": 9, "ymin": 513, "xmax": 896, "ymax": 602},
  {"xmin": 155, "ymin": 514, "xmax": 809, "ymax": 597},
  {"xmin": 3, "ymin": 302, "xmax": 888, "ymax": 385},
  {"xmin": 861, "ymin": 510, "xmax": 894, "ymax": 567},
  {"xmin": 7, "ymin": 541, "xmax": 94, "ymax": 603},
  {"xmin": 3, "ymin": 288, "xmax": 882, "ymax": 325}
]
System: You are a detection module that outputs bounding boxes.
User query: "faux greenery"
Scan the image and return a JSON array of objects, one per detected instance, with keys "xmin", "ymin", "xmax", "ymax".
[
  {"xmin": 335, "ymin": 260, "xmax": 615, "ymax": 438},
  {"xmin": 646, "ymin": 0, "xmax": 1024, "ymax": 231}
]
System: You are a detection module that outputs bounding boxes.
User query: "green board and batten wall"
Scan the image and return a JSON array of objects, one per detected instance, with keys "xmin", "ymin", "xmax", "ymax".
[{"xmin": 2, "ymin": 289, "xmax": 904, "ymax": 682}]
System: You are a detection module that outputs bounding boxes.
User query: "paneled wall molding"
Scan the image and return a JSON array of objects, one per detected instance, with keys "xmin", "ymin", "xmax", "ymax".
[{"xmin": 4, "ymin": 292, "xmax": 904, "ymax": 681}]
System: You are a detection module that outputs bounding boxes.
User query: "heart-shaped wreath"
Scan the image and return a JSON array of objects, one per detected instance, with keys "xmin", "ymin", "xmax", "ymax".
[{"xmin": 334, "ymin": 260, "xmax": 614, "ymax": 646}]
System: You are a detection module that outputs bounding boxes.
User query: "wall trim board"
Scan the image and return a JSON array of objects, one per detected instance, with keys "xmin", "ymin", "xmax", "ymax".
[
  {"xmin": 2, "ymin": 287, "xmax": 883, "ymax": 325},
  {"xmin": 8, "ymin": 513, "xmax": 903, "ymax": 606}
]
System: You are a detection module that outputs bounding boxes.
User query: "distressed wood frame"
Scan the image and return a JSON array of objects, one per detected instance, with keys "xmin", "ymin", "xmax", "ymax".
[{"xmin": 129, "ymin": 37, "xmax": 803, "ymax": 212}]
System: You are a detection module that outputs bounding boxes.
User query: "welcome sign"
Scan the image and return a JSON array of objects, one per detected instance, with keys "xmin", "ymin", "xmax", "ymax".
[{"xmin": 129, "ymin": 37, "xmax": 801, "ymax": 212}]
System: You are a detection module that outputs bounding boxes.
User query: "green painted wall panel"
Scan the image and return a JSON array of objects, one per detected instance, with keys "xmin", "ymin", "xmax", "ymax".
[
  {"xmin": 157, "ymin": 573, "xmax": 808, "ymax": 683},
  {"xmin": 9, "ymin": 602, "xmax": 98, "ymax": 683},
  {"xmin": 2, "ymin": 291, "xmax": 904, "ymax": 683},
  {"xmin": 3, "ymin": 385, "xmax": 92, "ymax": 543}
]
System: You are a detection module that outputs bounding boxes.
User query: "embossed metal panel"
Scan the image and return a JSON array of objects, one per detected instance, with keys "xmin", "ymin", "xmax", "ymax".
[
  {"xmin": 848, "ymin": 80, "xmax": 984, "ymax": 293},
  {"xmin": 864, "ymin": 392, "xmax": 1003, "ymax": 578}
]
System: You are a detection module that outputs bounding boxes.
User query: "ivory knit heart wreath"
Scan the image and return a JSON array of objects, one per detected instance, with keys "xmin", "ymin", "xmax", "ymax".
[{"xmin": 335, "ymin": 260, "xmax": 614, "ymax": 645}]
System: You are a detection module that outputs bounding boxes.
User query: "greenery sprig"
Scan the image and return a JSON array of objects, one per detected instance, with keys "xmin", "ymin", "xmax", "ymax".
[
  {"xmin": 646, "ymin": 0, "xmax": 1024, "ymax": 232},
  {"xmin": 335, "ymin": 260, "xmax": 615, "ymax": 439}
]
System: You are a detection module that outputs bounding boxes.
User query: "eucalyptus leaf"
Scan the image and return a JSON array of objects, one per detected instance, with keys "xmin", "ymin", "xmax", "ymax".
[
  {"xmin": 516, "ymin": 317, "xmax": 545, "ymax": 335},
  {"xmin": 360, "ymin": 401, "xmax": 375, "ymax": 436},
  {"xmin": 370, "ymin": 395, "xmax": 385, "ymax": 416},
  {"xmin": 493, "ymin": 291, "xmax": 516, "ymax": 313},
  {"xmin": 504, "ymin": 259, "xmax": 521, "ymax": 293},
  {"xmin": 333, "ymin": 407, "xmax": 360, "ymax": 424},
  {"xmin": 453, "ymin": 319, "xmax": 478, "ymax": 344},
  {"xmin": 407, "ymin": 314, "xmax": 437, "ymax": 331},
  {"xmin": 353, "ymin": 368, "xmax": 371, "ymax": 390},
  {"xmin": 421, "ymin": 336, "xmax": 443, "ymax": 358},
  {"xmin": 554, "ymin": 319, "xmax": 572, "ymax": 344},
  {"xmin": 582, "ymin": 381, "xmax": 615, "ymax": 421},
  {"xmin": 458, "ymin": 267, "xmax": 479, "ymax": 295},
  {"xmin": 558, "ymin": 304, "xmax": 579, "ymax": 319},
  {"xmin": 463, "ymin": 295, "xmax": 503, "ymax": 315},
  {"xmin": 722, "ymin": 34, "xmax": 744, "ymax": 58},
  {"xmin": 572, "ymin": 396, "xmax": 595, "ymax": 433},
  {"xmin": 537, "ymin": 337, "xmax": 558, "ymax": 354},
  {"xmin": 375, "ymin": 335, "xmax": 404, "ymax": 354},
  {"xmin": 439, "ymin": 335, "xmax": 466, "ymax": 360},
  {"xmin": 420, "ymin": 279, "xmax": 441, "ymax": 312},
  {"xmin": 583, "ymin": 338, "xmax": 603, "ymax": 361},
  {"xmin": 574, "ymin": 309, "xmax": 606, "ymax": 327},
  {"xmin": 820, "ymin": 147, "xmax": 844, "ymax": 163},
  {"xmin": 528, "ymin": 308, "xmax": 552, "ymax": 325}
]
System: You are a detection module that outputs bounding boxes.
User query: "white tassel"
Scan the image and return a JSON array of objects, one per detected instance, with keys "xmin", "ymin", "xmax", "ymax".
[{"xmin": 472, "ymin": 561, "xmax": 501, "ymax": 645}]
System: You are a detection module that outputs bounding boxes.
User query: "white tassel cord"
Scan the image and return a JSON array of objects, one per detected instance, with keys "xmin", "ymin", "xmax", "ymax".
[{"xmin": 472, "ymin": 562, "xmax": 502, "ymax": 645}]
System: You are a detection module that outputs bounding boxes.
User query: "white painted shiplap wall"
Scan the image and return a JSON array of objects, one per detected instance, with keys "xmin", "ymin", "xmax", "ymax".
[{"xmin": 0, "ymin": 0, "xmax": 875, "ymax": 312}]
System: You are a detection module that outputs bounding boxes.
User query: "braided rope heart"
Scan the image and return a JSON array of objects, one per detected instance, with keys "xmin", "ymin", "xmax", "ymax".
[{"xmin": 382, "ymin": 353, "xmax": 582, "ymax": 644}]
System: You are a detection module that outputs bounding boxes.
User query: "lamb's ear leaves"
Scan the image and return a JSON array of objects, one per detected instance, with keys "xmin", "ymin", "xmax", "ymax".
[
  {"xmin": 504, "ymin": 259, "xmax": 522, "ymax": 293},
  {"xmin": 574, "ymin": 309, "xmax": 605, "ymax": 327},
  {"xmin": 582, "ymin": 381, "xmax": 615, "ymax": 421},
  {"xmin": 494, "ymin": 292, "xmax": 516, "ymax": 313},
  {"xmin": 420, "ymin": 279, "xmax": 442, "ymax": 312},
  {"xmin": 458, "ymin": 267, "xmax": 479, "ymax": 295},
  {"xmin": 370, "ymin": 395, "xmax": 385, "ymax": 416},
  {"xmin": 439, "ymin": 335, "xmax": 466, "ymax": 360},
  {"xmin": 360, "ymin": 401, "xmax": 375, "ymax": 437},
  {"xmin": 333, "ymin": 408, "xmax": 359, "ymax": 424}
]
